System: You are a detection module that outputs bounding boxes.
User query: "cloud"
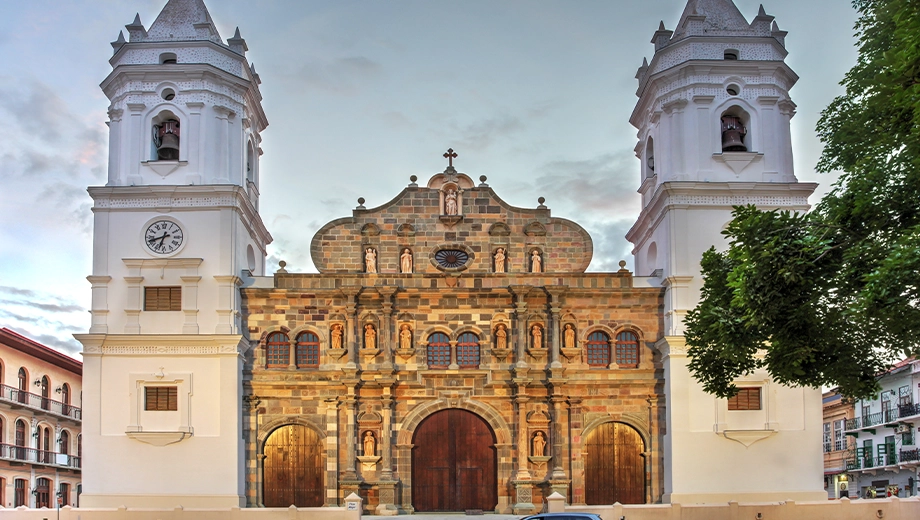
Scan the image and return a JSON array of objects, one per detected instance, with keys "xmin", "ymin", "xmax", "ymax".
[
  {"xmin": 288, "ymin": 56, "xmax": 383, "ymax": 95},
  {"xmin": 450, "ymin": 104, "xmax": 551, "ymax": 151},
  {"xmin": 0, "ymin": 286, "xmax": 38, "ymax": 297},
  {"xmin": 18, "ymin": 332, "xmax": 81, "ymax": 357},
  {"xmin": 0, "ymin": 299, "xmax": 85, "ymax": 314},
  {"xmin": 535, "ymin": 152, "xmax": 639, "ymax": 218},
  {"xmin": 583, "ymin": 219, "xmax": 636, "ymax": 273},
  {"xmin": 0, "ymin": 80, "xmax": 76, "ymax": 144}
]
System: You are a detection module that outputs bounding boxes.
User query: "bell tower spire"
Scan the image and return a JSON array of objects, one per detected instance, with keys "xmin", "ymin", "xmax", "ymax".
[{"xmin": 626, "ymin": 0, "xmax": 825, "ymax": 505}]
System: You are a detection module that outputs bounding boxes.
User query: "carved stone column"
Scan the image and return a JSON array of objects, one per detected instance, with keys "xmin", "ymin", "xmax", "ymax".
[
  {"xmin": 342, "ymin": 394, "xmax": 359, "ymax": 481},
  {"xmin": 377, "ymin": 286, "xmax": 398, "ymax": 370},
  {"xmin": 545, "ymin": 286, "xmax": 566, "ymax": 369},
  {"xmin": 512, "ymin": 389, "xmax": 535, "ymax": 515},
  {"xmin": 376, "ymin": 392, "xmax": 398, "ymax": 516},
  {"xmin": 341, "ymin": 287, "xmax": 361, "ymax": 368},
  {"xmin": 568, "ymin": 397, "xmax": 585, "ymax": 505},
  {"xmin": 509, "ymin": 285, "xmax": 531, "ymax": 369},
  {"xmin": 324, "ymin": 397, "xmax": 340, "ymax": 506},
  {"xmin": 448, "ymin": 340, "xmax": 459, "ymax": 370}
]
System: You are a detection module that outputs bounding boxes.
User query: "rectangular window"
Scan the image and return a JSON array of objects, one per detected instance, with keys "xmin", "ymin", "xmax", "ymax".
[
  {"xmin": 144, "ymin": 286, "xmax": 181, "ymax": 311},
  {"xmin": 14, "ymin": 479, "xmax": 25, "ymax": 508},
  {"xmin": 823, "ymin": 422, "xmax": 832, "ymax": 453},
  {"xmin": 834, "ymin": 419, "xmax": 846, "ymax": 451},
  {"xmin": 144, "ymin": 386, "xmax": 178, "ymax": 411},
  {"xmin": 903, "ymin": 430, "xmax": 914, "ymax": 446},
  {"xmin": 899, "ymin": 385, "xmax": 912, "ymax": 406},
  {"xmin": 728, "ymin": 387, "xmax": 762, "ymax": 411}
]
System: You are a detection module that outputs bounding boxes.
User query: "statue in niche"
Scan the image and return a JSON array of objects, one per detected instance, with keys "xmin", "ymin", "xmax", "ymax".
[
  {"xmin": 445, "ymin": 189, "xmax": 458, "ymax": 215},
  {"xmin": 531, "ymin": 325, "xmax": 543, "ymax": 349},
  {"xmin": 564, "ymin": 324, "xmax": 576, "ymax": 349},
  {"xmin": 365, "ymin": 248, "xmax": 377, "ymax": 273},
  {"xmin": 399, "ymin": 324, "xmax": 412, "ymax": 350},
  {"xmin": 400, "ymin": 248, "xmax": 413, "ymax": 273},
  {"xmin": 494, "ymin": 248, "xmax": 506, "ymax": 273},
  {"xmin": 495, "ymin": 324, "xmax": 507, "ymax": 349},
  {"xmin": 532, "ymin": 431, "xmax": 547, "ymax": 456},
  {"xmin": 331, "ymin": 324, "xmax": 343, "ymax": 350},
  {"xmin": 363, "ymin": 431, "xmax": 376, "ymax": 456},
  {"xmin": 364, "ymin": 324, "xmax": 377, "ymax": 350},
  {"xmin": 531, "ymin": 249, "xmax": 542, "ymax": 272}
]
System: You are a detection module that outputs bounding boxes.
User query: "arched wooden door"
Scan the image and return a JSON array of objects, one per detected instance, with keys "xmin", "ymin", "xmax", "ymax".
[
  {"xmin": 412, "ymin": 409, "xmax": 497, "ymax": 512},
  {"xmin": 585, "ymin": 422, "xmax": 646, "ymax": 504},
  {"xmin": 263, "ymin": 424, "xmax": 323, "ymax": 507}
]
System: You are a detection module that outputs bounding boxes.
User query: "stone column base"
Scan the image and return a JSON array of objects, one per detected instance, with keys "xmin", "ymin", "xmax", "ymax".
[
  {"xmin": 548, "ymin": 479, "xmax": 570, "ymax": 501},
  {"xmin": 511, "ymin": 480, "xmax": 536, "ymax": 515},
  {"xmin": 375, "ymin": 480, "xmax": 399, "ymax": 516}
]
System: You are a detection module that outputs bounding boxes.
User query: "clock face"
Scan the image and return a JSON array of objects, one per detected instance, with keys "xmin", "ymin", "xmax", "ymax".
[{"xmin": 144, "ymin": 220, "xmax": 184, "ymax": 255}]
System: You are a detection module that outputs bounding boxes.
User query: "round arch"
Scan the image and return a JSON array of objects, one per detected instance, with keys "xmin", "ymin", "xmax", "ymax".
[
  {"xmin": 260, "ymin": 421, "xmax": 325, "ymax": 508},
  {"xmin": 397, "ymin": 398, "xmax": 512, "ymax": 445},
  {"xmin": 581, "ymin": 419, "xmax": 647, "ymax": 505}
]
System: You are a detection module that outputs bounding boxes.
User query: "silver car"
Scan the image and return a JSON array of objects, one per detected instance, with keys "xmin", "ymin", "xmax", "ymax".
[{"xmin": 520, "ymin": 514, "xmax": 603, "ymax": 520}]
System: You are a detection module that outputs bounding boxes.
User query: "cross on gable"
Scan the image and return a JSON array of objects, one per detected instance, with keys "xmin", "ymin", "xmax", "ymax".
[{"xmin": 443, "ymin": 148, "xmax": 458, "ymax": 168}]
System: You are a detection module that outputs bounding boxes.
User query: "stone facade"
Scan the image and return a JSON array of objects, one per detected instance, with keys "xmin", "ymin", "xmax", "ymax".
[{"xmin": 242, "ymin": 169, "xmax": 665, "ymax": 514}]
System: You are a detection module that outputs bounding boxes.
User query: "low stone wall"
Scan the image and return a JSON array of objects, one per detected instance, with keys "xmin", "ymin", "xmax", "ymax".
[
  {"xmin": 547, "ymin": 493, "xmax": 920, "ymax": 520},
  {"xmin": 0, "ymin": 495, "xmax": 362, "ymax": 520}
]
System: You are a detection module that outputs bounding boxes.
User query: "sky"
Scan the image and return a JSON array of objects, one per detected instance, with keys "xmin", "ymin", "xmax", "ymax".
[{"xmin": 0, "ymin": 0, "xmax": 859, "ymax": 358}]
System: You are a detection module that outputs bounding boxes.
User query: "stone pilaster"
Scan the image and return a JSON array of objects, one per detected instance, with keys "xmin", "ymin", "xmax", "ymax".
[
  {"xmin": 509, "ymin": 285, "xmax": 530, "ymax": 368},
  {"xmin": 341, "ymin": 287, "xmax": 361, "ymax": 368}
]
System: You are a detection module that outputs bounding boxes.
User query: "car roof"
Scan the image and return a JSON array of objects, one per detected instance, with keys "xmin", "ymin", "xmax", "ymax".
[{"xmin": 520, "ymin": 514, "xmax": 603, "ymax": 520}]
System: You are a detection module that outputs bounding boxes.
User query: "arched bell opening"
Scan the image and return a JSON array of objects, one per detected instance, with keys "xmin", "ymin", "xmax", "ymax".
[
  {"xmin": 151, "ymin": 110, "xmax": 181, "ymax": 161},
  {"xmin": 644, "ymin": 136, "xmax": 655, "ymax": 178},
  {"xmin": 720, "ymin": 105, "xmax": 751, "ymax": 153}
]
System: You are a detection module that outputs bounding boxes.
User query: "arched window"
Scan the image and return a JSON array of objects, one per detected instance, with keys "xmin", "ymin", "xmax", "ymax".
[
  {"xmin": 159, "ymin": 52, "xmax": 177, "ymax": 64},
  {"xmin": 41, "ymin": 376, "xmax": 50, "ymax": 410},
  {"xmin": 60, "ymin": 430, "xmax": 70, "ymax": 455},
  {"xmin": 616, "ymin": 331, "xmax": 640, "ymax": 368},
  {"xmin": 35, "ymin": 477, "xmax": 51, "ymax": 508},
  {"xmin": 295, "ymin": 332, "xmax": 320, "ymax": 368},
  {"xmin": 456, "ymin": 332, "xmax": 480, "ymax": 369},
  {"xmin": 151, "ymin": 111, "xmax": 181, "ymax": 161},
  {"xmin": 265, "ymin": 332, "xmax": 290, "ymax": 368},
  {"xmin": 61, "ymin": 383, "xmax": 72, "ymax": 416},
  {"xmin": 586, "ymin": 331, "xmax": 610, "ymax": 367},
  {"xmin": 720, "ymin": 106, "xmax": 750, "ymax": 152},
  {"xmin": 427, "ymin": 332, "xmax": 450, "ymax": 369},
  {"xmin": 59, "ymin": 483, "xmax": 70, "ymax": 508},
  {"xmin": 645, "ymin": 136, "xmax": 655, "ymax": 178},
  {"xmin": 41, "ymin": 426, "xmax": 52, "ymax": 463},
  {"xmin": 17, "ymin": 368, "xmax": 27, "ymax": 403},
  {"xmin": 14, "ymin": 420, "xmax": 26, "ymax": 452}
]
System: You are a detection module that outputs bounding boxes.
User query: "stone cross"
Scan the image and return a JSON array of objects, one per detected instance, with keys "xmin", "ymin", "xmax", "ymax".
[{"xmin": 443, "ymin": 148, "xmax": 458, "ymax": 167}]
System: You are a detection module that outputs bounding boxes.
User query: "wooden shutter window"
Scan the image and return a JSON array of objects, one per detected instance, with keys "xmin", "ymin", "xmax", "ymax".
[
  {"xmin": 144, "ymin": 286, "xmax": 181, "ymax": 311},
  {"xmin": 727, "ymin": 387, "xmax": 762, "ymax": 411},
  {"xmin": 144, "ymin": 386, "xmax": 178, "ymax": 411}
]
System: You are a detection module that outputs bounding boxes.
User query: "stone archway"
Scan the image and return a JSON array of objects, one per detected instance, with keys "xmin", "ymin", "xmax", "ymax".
[{"xmin": 262, "ymin": 424, "xmax": 324, "ymax": 507}]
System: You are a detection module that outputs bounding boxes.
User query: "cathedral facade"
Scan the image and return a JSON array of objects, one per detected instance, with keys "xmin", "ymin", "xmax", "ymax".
[
  {"xmin": 76, "ymin": 0, "xmax": 826, "ymax": 513},
  {"xmin": 242, "ymin": 168, "xmax": 664, "ymax": 513}
]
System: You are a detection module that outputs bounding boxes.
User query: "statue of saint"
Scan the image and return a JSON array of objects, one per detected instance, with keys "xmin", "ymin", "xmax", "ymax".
[
  {"xmin": 531, "ymin": 249, "xmax": 542, "ymax": 272},
  {"xmin": 531, "ymin": 325, "xmax": 543, "ymax": 349},
  {"xmin": 363, "ymin": 431, "xmax": 376, "ymax": 456},
  {"xmin": 445, "ymin": 189, "xmax": 458, "ymax": 215},
  {"xmin": 364, "ymin": 324, "xmax": 376, "ymax": 350},
  {"xmin": 331, "ymin": 324, "xmax": 343, "ymax": 350},
  {"xmin": 494, "ymin": 248, "xmax": 506, "ymax": 273},
  {"xmin": 400, "ymin": 248, "xmax": 413, "ymax": 273},
  {"xmin": 564, "ymin": 324, "xmax": 575, "ymax": 349},
  {"xmin": 399, "ymin": 324, "xmax": 412, "ymax": 350},
  {"xmin": 532, "ymin": 431, "xmax": 546, "ymax": 456},
  {"xmin": 495, "ymin": 324, "xmax": 507, "ymax": 349},
  {"xmin": 365, "ymin": 248, "xmax": 377, "ymax": 273}
]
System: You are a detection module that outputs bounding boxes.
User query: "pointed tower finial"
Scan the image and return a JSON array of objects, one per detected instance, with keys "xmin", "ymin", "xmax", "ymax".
[
  {"xmin": 651, "ymin": 20, "xmax": 673, "ymax": 52},
  {"xmin": 228, "ymin": 26, "xmax": 248, "ymax": 55},
  {"xmin": 635, "ymin": 57, "xmax": 649, "ymax": 81},
  {"xmin": 111, "ymin": 30, "xmax": 127, "ymax": 54},
  {"xmin": 126, "ymin": 13, "xmax": 147, "ymax": 42},
  {"xmin": 658, "ymin": 20, "xmax": 666, "ymax": 31},
  {"xmin": 758, "ymin": 4, "xmax": 767, "ymax": 16}
]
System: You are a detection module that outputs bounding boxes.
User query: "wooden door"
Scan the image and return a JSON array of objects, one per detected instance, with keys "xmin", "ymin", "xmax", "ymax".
[
  {"xmin": 263, "ymin": 425, "xmax": 323, "ymax": 507},
  {"xmin": 35, "ymin": 478, "xmax": 50, "ymax": 508},
  {"xmin": 585, "ymin": 422, "xmax": 645, "ymax": 504},
  {"xmin": 412, "ymin": 409, "xmax": 497, "ymax": 512}
]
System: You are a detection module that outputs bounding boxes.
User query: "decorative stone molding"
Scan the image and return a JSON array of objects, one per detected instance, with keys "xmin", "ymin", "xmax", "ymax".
[
  {"xmin": 126, "ymin": 430, "xmax": 192, "ymax": 446},
  {"xmin": 721, "ymin": 429, "xmax": 777, "ymax": 447}
]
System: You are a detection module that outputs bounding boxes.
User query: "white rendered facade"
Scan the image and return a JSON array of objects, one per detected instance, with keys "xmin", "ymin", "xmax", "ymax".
[
  {"xmin": 845, "ymin": 359, "xmax": 920, "ymax": 498},
  {"xmin": 75, "ymin": 0, "xmax": 270, "ymax": 508},
  {"xmin": 626, "ymin": 0, "xmax": 825, "ymax": 503}
]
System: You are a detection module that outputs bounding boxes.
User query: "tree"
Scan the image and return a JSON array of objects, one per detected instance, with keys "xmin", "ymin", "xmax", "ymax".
[{"xmin": 685, "ymin": 0, "xmax": 920, "ymax": 399}]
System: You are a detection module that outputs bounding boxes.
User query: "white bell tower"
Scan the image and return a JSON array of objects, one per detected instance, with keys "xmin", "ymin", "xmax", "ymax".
[
  {"xmin": 76, "ymin": 0, "xmax": 271, "ymax": 508},
  {"xmin": 626, "ymin": 0, "xmax": 825, "ymax": 503}
]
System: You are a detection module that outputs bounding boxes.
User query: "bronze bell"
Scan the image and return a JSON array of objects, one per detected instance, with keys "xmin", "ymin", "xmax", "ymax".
[
  {"xmin": 720, "ymin": 115, "xmax": 747, "ymax": 152},
  {"xmin": 154, "ymin": 120, "xmax": 181, "ymax": 161}
]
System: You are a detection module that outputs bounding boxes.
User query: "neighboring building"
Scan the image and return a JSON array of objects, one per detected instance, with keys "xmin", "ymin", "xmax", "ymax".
[
  {"xmin": 75, "ymin": 0, "xmax": 825, "ymax": 512},
  {"xmin": 0, "ymin": 328, "xmax": 82, "ymax": 508},
  {"xmin": 823, "ymin": 389, "xmax": 855, "ymax": 499},
  {"xmin": 844, "ymin": 359, "xmax": 920, "ymax": 499}
]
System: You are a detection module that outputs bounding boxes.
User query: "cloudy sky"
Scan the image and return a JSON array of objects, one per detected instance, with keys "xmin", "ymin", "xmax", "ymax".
[{"xmin": 0, "ymin": 0, "xmax": 858, "ymax": 357}]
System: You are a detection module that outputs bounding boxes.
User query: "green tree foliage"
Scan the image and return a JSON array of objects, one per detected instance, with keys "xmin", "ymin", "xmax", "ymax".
[{"xmin": 685, "ymin": 0, "xmax": 920, "ymax": 399}]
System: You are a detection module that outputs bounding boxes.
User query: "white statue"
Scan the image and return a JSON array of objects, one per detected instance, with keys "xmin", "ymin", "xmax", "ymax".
[
  {"xmin": 400, "ymin": 248, "xmax": 413, "ymax": 273},
  {"xmin": 445, "ymin": 189, "xmax": 458, "ymax": 215},
  {"xmin": 494, "ymin": 248, "xmax": 506, "ymax": 273},
  {"xmin": 531, "ymin": 249, "xmax": 541, "ymax": 272},
  {"xmin": 365, "ymin": 248, "xmax": 377, "ymax": 273}
]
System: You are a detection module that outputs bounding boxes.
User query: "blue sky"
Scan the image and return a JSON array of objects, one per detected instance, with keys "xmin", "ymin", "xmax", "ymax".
[{"xmin": 0, "ymin": 0, "xmax": 858, "ymax": 356}]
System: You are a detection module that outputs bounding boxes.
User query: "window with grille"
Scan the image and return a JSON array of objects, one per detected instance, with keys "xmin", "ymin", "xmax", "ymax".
[
  {"xmin": 144, "ymin": 286, "xmax": 181, "ymax": 311},
  {"xmin": 456, "ymin": 332, "xmax": 480, "ymax": 369},
  {"xmin": 144, "ymin": 386, "xmax": 178, "ymax": 411},
  {"xmin": 296, "ymin": 332, "xmax": 320, "ymax": 368},
  {"xmin": 900, "ymin": 385, "xmax": 912, "ymax": 406},
  {"xmin": 266, "ymin": 332, "xmax": 290, "ymax": 367},
  {"xmin": 427, "ymin": 333, "xmax": 450, "ymax": 369},
  {"xmin": 586, "ymin": 331, "xmax": 610, "ymax": 367},
  {"xmin": 615, "ymin": 331, "xmax": 639, "ymax": 368},
  {"xmin": 823, "ymin": 422, "xmax": 832, "ymax": 453},
  {"xmin": 834, "ymin": 419, "xmax": 846, "ymax": 451},
  {"xmin": 728, "ymin": 387, "xmax": 761, "ymax": 410}
]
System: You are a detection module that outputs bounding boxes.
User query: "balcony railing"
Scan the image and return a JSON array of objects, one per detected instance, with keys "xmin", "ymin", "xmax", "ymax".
[
  {"xmin": 845, "ymin": 402, "xmax": 920, "ymax": 431},
  {"xmin": 846, "ymin": 449, "xmax": 920, "ymax": 470},
  {"xmin": 0, "ymin": 384, "xmax": 81, "ymax": 420},
  {"xmin": 0, "ymin": 443, "xmax": 81, "ymax": 469}
]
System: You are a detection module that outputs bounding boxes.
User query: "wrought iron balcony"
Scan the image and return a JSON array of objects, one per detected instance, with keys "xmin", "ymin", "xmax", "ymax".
[
  {"xmin": 0, "ymin": 384, "xmax": 81, "ymax": 420},
  {"xmin": 901, "ymin": 448, "xmax": 920, "ymax": 463},
  {"xmin": 0, "ymin": 443, "xmax": 81, "ymax": 469},
  {"xmin": 845, "ymin": 402, "xmax": 919, "ymax": 432}
]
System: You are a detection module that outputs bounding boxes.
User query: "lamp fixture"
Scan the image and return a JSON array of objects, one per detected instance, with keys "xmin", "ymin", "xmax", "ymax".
[
  {"xmin": 33, "ymin": 379, "xmax": 42, "ymax": 387},
  {"xmin": 54, "ymin": 387, "xmax": 62, "ymax": 394}
]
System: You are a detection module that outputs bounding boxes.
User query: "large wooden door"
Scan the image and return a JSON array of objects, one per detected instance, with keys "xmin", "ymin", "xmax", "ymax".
[
  {"xmin": 412, "ymin": 409, "xmax": 497, "ymax": 512},
  {"xmin": 585, "ymin": 422, "xmax": 645, "ymax": 504},
  {"xmin": 263, "ymin": 425, "xmax": 323, "ymax": 507}
]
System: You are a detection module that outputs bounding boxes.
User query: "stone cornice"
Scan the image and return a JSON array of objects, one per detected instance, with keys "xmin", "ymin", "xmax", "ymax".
[{"xmin": 75, "ymin": 334, "xmax": 247, "ymax": 356}]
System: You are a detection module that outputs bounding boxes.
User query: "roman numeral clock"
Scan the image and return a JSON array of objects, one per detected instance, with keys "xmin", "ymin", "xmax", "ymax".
[{"xmin": 144, "ymin": 219, "xmax": 185, "ymax": 255}]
